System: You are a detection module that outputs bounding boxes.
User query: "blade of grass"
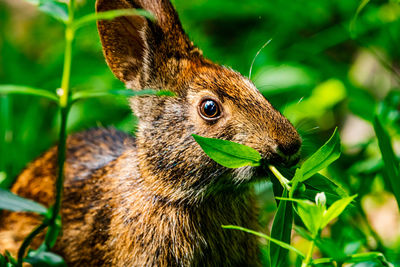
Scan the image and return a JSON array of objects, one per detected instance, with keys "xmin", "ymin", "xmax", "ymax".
[
  {"xmin": 373, "ymin": 115, "xmax": 400, "ymax": 211},
  {"xmin": 0, "ymin": 85, "xmax": 58, "ymax": 102},
  {"xmin": 269, "ymin": 189, "xmax": 294, "ymax": 267},
  {"xmin": 349, "ymin": 0, "xmax": 371, "ymax": 38},
  {"xmin": 345, "ymin": 252, "xmax": 391, "ymax": 266},
  {"xmin": 70, "ymin": 89, "xmax": 157, "ymax": 102},
  {"xmin": 72, "ymin": 9, "xmax": 154, "ymax": 30},
  {"xmin": 222, "ymin": 225, "xmax": 304, "ymax": 258}
]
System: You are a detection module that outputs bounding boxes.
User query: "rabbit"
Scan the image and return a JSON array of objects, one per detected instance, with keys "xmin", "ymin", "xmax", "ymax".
[{"xmin": 0, "ymin": 0, "xmax": 302, "ymax": 266}]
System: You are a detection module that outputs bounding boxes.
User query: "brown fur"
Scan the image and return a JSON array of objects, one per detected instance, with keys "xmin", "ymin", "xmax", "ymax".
[{"xmin": 0, "ymin": 0, "xmax": 301, "ymax": 266}]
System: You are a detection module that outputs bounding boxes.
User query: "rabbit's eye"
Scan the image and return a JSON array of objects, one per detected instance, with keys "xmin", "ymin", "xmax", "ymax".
[{"xmin": 199, "ymin": 99, "xmax": 221, "ymax": 120}]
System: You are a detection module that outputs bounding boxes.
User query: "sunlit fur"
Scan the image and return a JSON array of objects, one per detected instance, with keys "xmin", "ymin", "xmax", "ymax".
[{"xmin": 0, "ymin": 0, "xmax": 301, "ymax": 266}]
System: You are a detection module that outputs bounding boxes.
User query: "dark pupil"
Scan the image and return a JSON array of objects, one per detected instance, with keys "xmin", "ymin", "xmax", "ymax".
[{"xmin": 203, "ymin": 100, "xmax": 218, "ymax": 117}]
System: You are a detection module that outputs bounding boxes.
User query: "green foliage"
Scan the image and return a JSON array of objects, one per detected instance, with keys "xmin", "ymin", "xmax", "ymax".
[
  {"xmin": 196, "ymin": 128, "xmax": 391, "ymax": 266},
  {"xmin": 0, "ymin": 0, "xmax": 158, "ymax": 266},
  {"xmin": 278, "ymin": 194, "xmax": 357, "ymax": 236}
]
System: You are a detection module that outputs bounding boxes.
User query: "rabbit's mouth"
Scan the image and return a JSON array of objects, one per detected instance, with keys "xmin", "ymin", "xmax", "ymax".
[
  {"xmin": 269, "ymin": 151, "xmax": 301, "ymax": 168},
  {"xmin": 228, "ymin": 150, "xmax": 301, "ymax": 185}
]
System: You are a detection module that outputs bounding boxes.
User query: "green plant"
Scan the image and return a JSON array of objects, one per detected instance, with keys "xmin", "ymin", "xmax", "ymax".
[
  {"xmin": 193, "ymin": 128, "xmax": 394, "ymax": 266},
  {"xmin": 0, "ymin": 0, "xmax": 153, "ymax": 266}
]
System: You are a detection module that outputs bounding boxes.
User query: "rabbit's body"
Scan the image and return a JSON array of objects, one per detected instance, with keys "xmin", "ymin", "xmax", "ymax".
[
  {"xmin": 0, "ymin": 0, "xmax": 301, "ymax": 265},
  {"xmin": 1, "ymin": 128, "xmax": 259, "ymax": 266}
]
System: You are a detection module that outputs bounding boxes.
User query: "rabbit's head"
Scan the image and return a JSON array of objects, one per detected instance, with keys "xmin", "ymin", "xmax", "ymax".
[{"xmin": 97, "ymin": 0, "xmax": 301, "ymax": 203}]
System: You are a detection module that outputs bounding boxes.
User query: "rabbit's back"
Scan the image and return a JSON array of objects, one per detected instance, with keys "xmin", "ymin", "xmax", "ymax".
[{"xmin": 0, "ymin": 128, "xmax": 135, "ymax": 259}]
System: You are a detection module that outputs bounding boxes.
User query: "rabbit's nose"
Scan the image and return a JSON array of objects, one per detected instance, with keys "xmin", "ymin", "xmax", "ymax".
[{"xmin": 277, "ymin": 139, "xmax": 301, "ymax": 156}]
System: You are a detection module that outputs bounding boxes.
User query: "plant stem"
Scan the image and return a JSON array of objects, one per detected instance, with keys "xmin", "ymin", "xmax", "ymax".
[
  {"xmin": 44, "ymin": 106, "xmax": 69, "ymax": 248},
  {"xmin": 46, "ymin": 0, "xmax": 75, "ymax": 243},
  {"xmin": 59, "ymin": 0, "xmax": 75, "ymax": 108},
  {"xmin": 51, "ymin": 108, "xmax": 69, "ymax": 221},
  {"xmin": 17, "ymin": 223, "xmax": 47, "ymax": 266},
  {"xmin": 268, "ymin": 165, "xmax": 291, "ymax": 191},
  {"xmin": 16, "ymin": 0, "xmax": 76, "ymax": 264},
  {"xmin": 301, "ymin": 239, "xmax": 315, "ymax": 267}
]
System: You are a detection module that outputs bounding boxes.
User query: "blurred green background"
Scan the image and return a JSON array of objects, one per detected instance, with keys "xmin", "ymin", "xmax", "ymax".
[{"xmin": 1, "ymin": 0, "xmax": 400, "ymax": 265}]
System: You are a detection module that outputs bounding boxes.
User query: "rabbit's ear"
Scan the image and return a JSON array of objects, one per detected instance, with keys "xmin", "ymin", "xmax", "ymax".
[{"xmin": 96, "ymin": 0, "xmax": 201, "ymax": 90}]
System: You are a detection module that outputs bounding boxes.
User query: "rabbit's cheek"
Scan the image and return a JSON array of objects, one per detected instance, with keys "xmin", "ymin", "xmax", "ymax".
[{"xmin": 231, "ymin": 165, "xmax": 257, "ymax": 183}]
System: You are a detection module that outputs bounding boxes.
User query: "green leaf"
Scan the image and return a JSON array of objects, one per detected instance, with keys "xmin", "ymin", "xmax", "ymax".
[
  {"xmin": 73, "ymin": 9, "xmax": 154, "ymax": 30},
  {"xmin": 0, "ymin": 85, "xmax": 58, "ymax": 102},
  {"xmin": 38, "ymin": 0, "xmax": 68, "ymax": 22},
  {"xmin": 0, "ymin": 188, "xmax": 48, "ymax": 215},
  {"xmin": 70, "ymin": 89, "xmax": 157, "ymax": 102},
  {"xmin": 156, "ymin": 90, "xmax": 176, "ymax": 97},
  {"xmin": 297, "ymin": 201, "xmax": 324, "ymax": 236},
  {"xmin": 269, "ymin": 190, "xmax": 294, "ymax": 267},
  {"xmin": 373, "ymin": 115, "xmax": 400, "ymax": 211},
  {"xmin": 321, "ymin": 195, "xmax": 357, "ymax": 229},
  {"xmin": 312, "ymin": 257, "xmax": 334, "ymax": 265},
  {"xmin": 345, "ymin": 252, "xmax": 391, "ymax": 266},
  {"xmin": 278, "ymin": 197, "xmax": 324, "ymax": 236},
  {"xmin": 24, "ymin": 0, "xmax": 68, "ymax": 22},
  {"xmin": 25, "ymin": 250, "xmax": 66, "ymax": 267},
  {"xmin": 192, "ymin": 135, "xmax": 261, "ymax": 168},
  {"xmin": 222, "ymin": 225, "xmax": 304, "ymax": 258},
  {"xmin": 304, "ymin": 173, "xmax": 347, "ymax": 198},
  {"xmin": 299, "ymin": 173, "xmax": 348, "ymax": 204},
  {"xmin": 292, "ymin": 128, "xmax": 341, "ymax": 185}
]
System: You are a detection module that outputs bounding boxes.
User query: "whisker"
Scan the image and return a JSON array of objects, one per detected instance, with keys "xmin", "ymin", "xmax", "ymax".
[
  {"xmin": 297, "ymin": 96, "xmax": 304, "ymax": 104},
  {"xmin": 302, "ymin": 126, "xmax": 320, "ymax": 134},
  {"xmin": 249, "ymin": 39, "xmax": 272, "ymax": 80}
]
